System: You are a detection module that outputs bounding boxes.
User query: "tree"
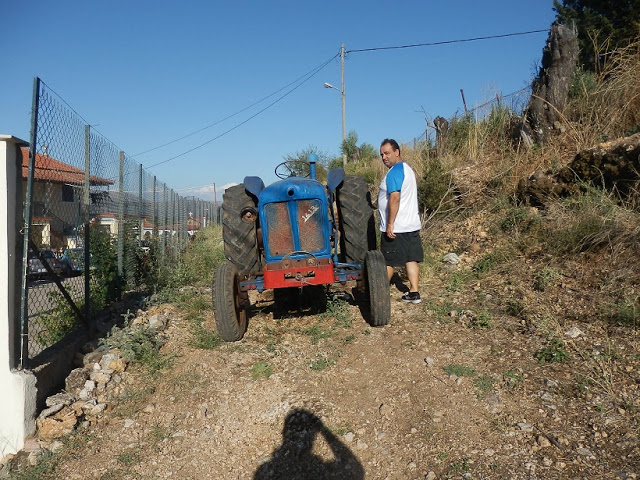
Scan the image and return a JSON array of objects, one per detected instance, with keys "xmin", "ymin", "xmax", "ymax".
[
  {"xmin": 282, "ymin": 145, "xmax": 330, "ymax": 180},
  {"xmin": 341, "ymin": 131, "xmax": 359, "ymax": 162},
  {"xmin": 340, "ymin": 131, "xmax": 379, "ymax": 164},
  {"xmin": 553, "ymin": 0, "xmax": 640, "ymax": 71}
]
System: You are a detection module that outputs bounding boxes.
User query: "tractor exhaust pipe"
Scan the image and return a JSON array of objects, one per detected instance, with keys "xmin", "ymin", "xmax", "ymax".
[{"xmin": 307, "ymin": 153, "xmax": 318, "ymax": 180}]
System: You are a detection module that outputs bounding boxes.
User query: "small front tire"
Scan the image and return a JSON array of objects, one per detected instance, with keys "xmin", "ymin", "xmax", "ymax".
[
  {"xmin": 364, "ymin": 250, "xmax": 391, "ymax": 326},
  {"xmin": 213, "ymin": 262, "xmax": 249, "ymax": 341}
]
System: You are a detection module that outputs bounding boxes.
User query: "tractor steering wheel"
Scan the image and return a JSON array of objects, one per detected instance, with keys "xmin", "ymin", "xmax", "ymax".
[{"xmin": 274, "ymin": 161, "xmax": 311, "ymax": 180}]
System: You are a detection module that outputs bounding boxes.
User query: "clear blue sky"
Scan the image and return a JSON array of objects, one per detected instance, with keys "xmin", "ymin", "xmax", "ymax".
[{"xmin": 1, "ymin": 1, "xmax": 556, "ymax": 201}]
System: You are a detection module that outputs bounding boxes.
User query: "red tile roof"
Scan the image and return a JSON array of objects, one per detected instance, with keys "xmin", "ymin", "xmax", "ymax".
[{"xmin": 21, "ymin": 147, "xmax": 114, "ymax": 186}]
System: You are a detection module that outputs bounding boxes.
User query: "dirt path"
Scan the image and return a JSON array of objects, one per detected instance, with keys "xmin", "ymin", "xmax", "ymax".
[{"xmin": 15, "ymin": 264, "xmax": 631, "ymax": 480}]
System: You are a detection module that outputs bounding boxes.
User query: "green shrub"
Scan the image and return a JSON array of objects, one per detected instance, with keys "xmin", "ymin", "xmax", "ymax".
[
  {"xmin": 35, "ymin": 289, "xmax": 82, "ymax": 347},
  {"xmin": 472, "ymin": 248, "xmax": 513, "ymax": 275},
  {"xmin": 501, "ymin": 207, "xmax": 540, "ymax": 233},
  {"xmin": 503, "ymin": 370, "xmax": 523, "ymax": 388},
  {"xmin": 101, "ymin": 325, "xmax": 172, "ymax": 374},
  {"xmin": 302, "ymin": 324, "xmax": 334, "ymax": 345},
  {"xmin": 418, "ymin": 155, "xmax": 454, "ymax": 214},
  {"xmin": 446, "ymin": 114, "xmax": 475, "ymax": 155},
  {"xmin": 568, "ymin": 67, "xmax": 598, "ymax": 101},
  {"xmin": 474, "ymin": 375, "xmax": 495, "ymax": 396},
  {"xmin": 443, "ymin": 363, "xmax": 477, "ymax": 377},
  {"xmin": 323, "ymin": 298, "xmax": 352, "ymax": 328},
  {"xmin": 533, "ymin": 267, "xmax": 560, "ymax": 291},
  {"xmin": 189, "ymin": 322, "xmax": 221, "ymax": 349},
  {"xmin": 534, "ymin": 338, "xmax": 569, "ymax": 364},
  {"xmin": 506, "ymin": 299, "xmax": 526, "ymax": 318},
  {"xmin": 310, "ymin": 354, "xmax": 336, "ymax": 371},
  {"xmin": 159, "ymin": 225, "xmax": 225, "ymax": 292},
  {"xmin": 470, "ymin": 310, "xmax": 493, "ymax": 329},
  {"xmin": 544, "ymin": 187, "xmax": 624, "ymax": 254},
  {"xmin": 250, "ymin": 360, "xmax": 274, "ymax": 380},
  {"xmin": 601, "ymin": 296, "xmax": 639, "ymax": 327},
  {"xmin": 89, "ymin": 225, "xmax": 120, "ymax": 308}
]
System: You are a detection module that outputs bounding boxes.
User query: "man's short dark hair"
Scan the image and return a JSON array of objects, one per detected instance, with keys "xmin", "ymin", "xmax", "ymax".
[{"xmin": 381, "ymin": 138, "xmax": 400, "ymax": 155}]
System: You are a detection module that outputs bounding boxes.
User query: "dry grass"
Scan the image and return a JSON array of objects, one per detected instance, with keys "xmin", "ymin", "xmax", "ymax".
[{"xmin": 562, "ymin": 36, "xmax": 640, "ymax": 149}]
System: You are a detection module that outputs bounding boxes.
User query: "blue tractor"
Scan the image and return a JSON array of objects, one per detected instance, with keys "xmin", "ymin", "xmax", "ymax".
[{"xmin": 213, "ymin": 154, "xmax": 390, "ymax": 341}]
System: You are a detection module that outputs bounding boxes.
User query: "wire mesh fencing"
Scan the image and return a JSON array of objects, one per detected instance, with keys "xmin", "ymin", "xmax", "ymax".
[{"xmin": 19, "ymin": 77, "xmax": 216, "ymax": 368}]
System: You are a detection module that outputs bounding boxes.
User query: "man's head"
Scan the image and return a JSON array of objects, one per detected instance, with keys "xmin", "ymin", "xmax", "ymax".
[{"xmin": 380, "ymin": 138, "xmax": 401, "ymax": 169}]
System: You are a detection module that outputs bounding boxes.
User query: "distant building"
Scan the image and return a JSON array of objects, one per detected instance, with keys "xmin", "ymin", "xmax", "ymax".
[{"xmin": 21, "ymin": 147, "xmax": 114, "ymax": 250}]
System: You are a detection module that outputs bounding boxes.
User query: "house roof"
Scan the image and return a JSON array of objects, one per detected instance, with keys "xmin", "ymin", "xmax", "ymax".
[{"xmin": 21, "ymin": 147, "xmax": 114, "ymax": 186}]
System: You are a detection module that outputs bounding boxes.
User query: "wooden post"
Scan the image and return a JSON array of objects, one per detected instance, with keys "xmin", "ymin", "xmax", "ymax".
[
  {"xmin": 434, "ymin": 116, "xmax": 449, "ymax": 157},
  {"xmin": 460, "ymin": 89, "xmax": 468, "ymax": 115}
]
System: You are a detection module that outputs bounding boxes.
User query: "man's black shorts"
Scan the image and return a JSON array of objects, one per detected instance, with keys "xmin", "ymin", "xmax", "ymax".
[{"xmin": 380, "ymin": 230, "xmax": 424, "ymax": 267}]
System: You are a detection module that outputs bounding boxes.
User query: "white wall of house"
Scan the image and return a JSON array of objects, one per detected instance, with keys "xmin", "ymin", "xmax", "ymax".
[
  {"xmin": 97, "ymin": 215, "xmax": 118, "ymax": 236},
  {"xmin": 0, "ymin": 135, "xmax": 37, "ymax": 459}
]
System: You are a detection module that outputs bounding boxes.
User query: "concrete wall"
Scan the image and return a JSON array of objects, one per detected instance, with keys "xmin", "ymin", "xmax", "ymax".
[{"xmin": 0, "ymin": 135, "xmax": 37, "ymax": 458}]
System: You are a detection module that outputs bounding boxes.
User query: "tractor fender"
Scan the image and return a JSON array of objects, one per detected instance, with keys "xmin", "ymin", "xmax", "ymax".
[
  {"xmin": 327, "ymin": 168, "xmax": 345, "ymax": 192},
  {"xmin": 243, "ymin": 176, "xmax": 265, "ymax": 198}
]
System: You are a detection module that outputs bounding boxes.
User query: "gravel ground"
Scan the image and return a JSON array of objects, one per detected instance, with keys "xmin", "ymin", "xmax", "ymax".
[{"xmin": 12, "ymin": 261, "xmax": 638, "ymax": 480}]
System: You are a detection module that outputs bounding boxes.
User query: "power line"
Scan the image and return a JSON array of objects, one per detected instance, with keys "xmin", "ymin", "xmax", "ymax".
[
  {"xmin": 144, "ymin": 53, "xmax": 338, "ymax": 171},
  {"xmin": 346, "ymin": 29, "xmax": 548, "ymax": 54},
  {"xmin": 132, "ymin": 53, "xmax": 340, "ymax": 158}
]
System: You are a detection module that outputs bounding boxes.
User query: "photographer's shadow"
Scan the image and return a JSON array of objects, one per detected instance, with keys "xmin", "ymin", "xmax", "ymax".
[{"xmin": 254, "ymin": 408, "xmax": 364, "ymax": 480}]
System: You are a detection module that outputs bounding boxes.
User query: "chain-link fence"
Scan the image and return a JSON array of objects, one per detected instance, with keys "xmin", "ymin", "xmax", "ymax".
[{"xmin": 19, "ymin": 77, "xmax": 217, "ymax": 368}]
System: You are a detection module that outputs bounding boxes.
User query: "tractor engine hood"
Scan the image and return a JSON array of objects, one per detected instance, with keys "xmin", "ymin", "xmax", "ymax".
[{"xmin": 257, "ymin": 177, "xmax": 327, "ymax": 203}]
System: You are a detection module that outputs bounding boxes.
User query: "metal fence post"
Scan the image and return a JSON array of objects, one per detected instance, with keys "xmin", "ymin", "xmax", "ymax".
[
  {"xmin": 138, "ymin": 164, "xmax": 143, "ymax": 246},
  {"xmin": 176, "ymin": 194, "xmax": 180, "ymax": 249},
  {"xmin": 196, "ymin": 198, "xmax": 201, "ymax": 233},
  {"xmin": 160, "ymin": 184, "xmax": 166, "ymax": 267},
  {"xmin": 179, "ymin": 195, "xmax": 184, "ymax": 247},
  {"xmin": 117, "ymin": 152, "xmax": 124, "ymax": 279},
  {"xmin": 19, "ymin": 77, "xmax": 41, "ymax": 368},
  {"xmin": 169, "ymin": 189, "xmax": 175, "ymax": 261},
  {"xmin": 152, "ymin": 176, "xmax": 157, "ymax": 239},
  {"xmin": 83, "ymin": 125, "xmax": 91, "ymax": 328}
]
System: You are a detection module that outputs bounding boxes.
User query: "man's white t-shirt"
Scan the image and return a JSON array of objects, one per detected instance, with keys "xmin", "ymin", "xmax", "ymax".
[{"xmin": 377, "ymin": 162, "xmax": 421, "ymax": 233}]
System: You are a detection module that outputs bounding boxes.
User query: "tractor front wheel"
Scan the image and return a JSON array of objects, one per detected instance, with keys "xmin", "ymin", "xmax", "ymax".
[
  {"xmin": 213, "ymin": 261, "xmax": 249, "ymax": 341},
  {"xmin": 363, "ymin": 250, "xmax": 391, "ymax": 327}
]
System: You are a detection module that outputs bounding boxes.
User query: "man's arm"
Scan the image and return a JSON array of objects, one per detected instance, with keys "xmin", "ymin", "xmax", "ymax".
[{"xmin": 385, "ymin": 191, "xmax": 400, "ymax": 239}]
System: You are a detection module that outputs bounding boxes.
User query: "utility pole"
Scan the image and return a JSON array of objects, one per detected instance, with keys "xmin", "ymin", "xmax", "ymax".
[{"xmin": 340, "ymin": 43, "xmax": 346, "ymax": 168}]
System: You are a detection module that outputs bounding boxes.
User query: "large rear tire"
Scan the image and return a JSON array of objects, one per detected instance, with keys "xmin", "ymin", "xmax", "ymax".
[
  {"xmin": 364, "ymin": 250, "xmax": 391, "ymax": 327},
  {"xmin": 222, "ymin": 184, "xmax": 260, "ymax": 276},
  {"xmin": 213, "ymin": 261, "xmax": 249, "ymax": 341},
  {"xmin": 336, "ymin": 175, "xmax": 376, "ymax": 265}
]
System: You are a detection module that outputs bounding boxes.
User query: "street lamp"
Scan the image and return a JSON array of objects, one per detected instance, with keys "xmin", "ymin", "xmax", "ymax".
[{"xmin": 324, "ymin": 43, "xmax": 346, "ymax": 167}]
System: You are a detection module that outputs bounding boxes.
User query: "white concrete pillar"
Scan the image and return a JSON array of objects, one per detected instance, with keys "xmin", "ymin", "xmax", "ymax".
[{"xmin": 0, "ymin": 135, "xmax": 37, "ymax": 459}]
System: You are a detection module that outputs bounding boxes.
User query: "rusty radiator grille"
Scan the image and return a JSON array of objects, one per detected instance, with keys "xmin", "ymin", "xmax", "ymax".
[
  {"xmin": 265, "ymin": 202, "xmax": 294, "ymax": 256},
  {"xmin": 297, "ymin": 199, "xmax": 324, "ymax": 252}
]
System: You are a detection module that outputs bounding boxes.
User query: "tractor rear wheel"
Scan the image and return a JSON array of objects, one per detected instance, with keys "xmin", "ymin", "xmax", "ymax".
[
  {"xmin": 222, "ymin": 184, "xmax": 260, "ymax": 276},
  {"xmin": 213, "ymin": 261, "xmax": 249, "ymax": 341},
  {"xmin": 336, "ymin": 175, "xmax": 376, "ymax": 265},
  {"xmin": 363, "ymin": 250, "xmax": 390, "ymax": 326}
]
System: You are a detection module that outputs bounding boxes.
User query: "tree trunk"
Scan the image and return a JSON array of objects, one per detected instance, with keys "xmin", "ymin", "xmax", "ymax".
[{"xmin": 526, "ymin": 24, "xmax": 579, "ymax": 144}]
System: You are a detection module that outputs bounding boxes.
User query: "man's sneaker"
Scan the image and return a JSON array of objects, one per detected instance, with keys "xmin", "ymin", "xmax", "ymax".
[{"xmin": 401, "ymin": 291, "xmax": 422, "ymax": 304}]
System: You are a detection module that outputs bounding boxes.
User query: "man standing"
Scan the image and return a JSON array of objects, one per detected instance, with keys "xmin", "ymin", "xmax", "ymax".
[{"xmin": 377, "ymin": 138, "xmax": 423, "ymax": 303}]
